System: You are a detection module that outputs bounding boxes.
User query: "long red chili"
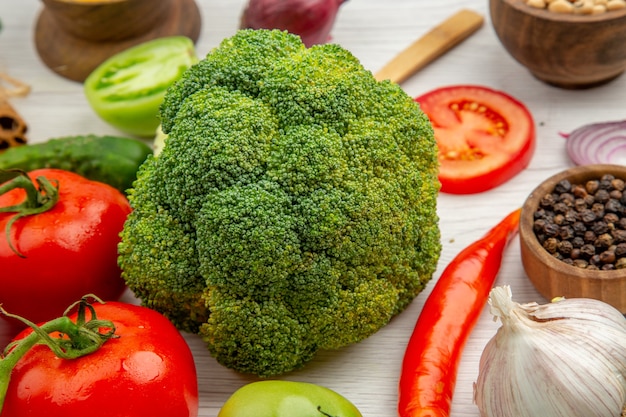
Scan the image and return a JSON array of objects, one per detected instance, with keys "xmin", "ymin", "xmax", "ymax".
[{"xmin": 398, "ymin": 208, "xmax": 521, "ymax": 417}]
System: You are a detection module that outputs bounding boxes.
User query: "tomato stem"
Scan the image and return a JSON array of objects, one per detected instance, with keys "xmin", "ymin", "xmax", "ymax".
[
  {"xmin": 0, "ymin": 170, "xmax": 60, "ymax": 257},
  {"xmin": 0, "ymin": 295, "xmax": 117, "ymax": 412}
]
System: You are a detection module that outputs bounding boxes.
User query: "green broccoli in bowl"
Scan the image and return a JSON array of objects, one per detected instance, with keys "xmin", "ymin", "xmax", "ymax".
[{"xmin": 118, "ymin": 29, "xmax": 441, "ymax": 377}]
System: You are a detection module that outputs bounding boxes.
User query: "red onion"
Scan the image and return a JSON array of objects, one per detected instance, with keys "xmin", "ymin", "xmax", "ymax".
[
  {"xmin": 240, "ymin": 0, "xmax": 347, "ymax": 47},
  {"xmin": 562, "ymin": 120, "xmax": 626, "ymax": 166}
]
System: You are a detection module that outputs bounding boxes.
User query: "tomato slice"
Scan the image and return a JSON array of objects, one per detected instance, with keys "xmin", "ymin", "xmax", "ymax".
[
  {"xmin": 415, "ymin": 85, "xmax": 536, "ymax": 194},
  {"xmin": 84, "ymin": 36, "xmax": 198, "ymax": 137}
]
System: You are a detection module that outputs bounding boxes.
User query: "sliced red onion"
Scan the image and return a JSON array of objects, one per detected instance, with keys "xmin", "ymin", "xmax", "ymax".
[
  {"xmin": 240, "ymin": 0, "xmax": 347, "ymax": 47},
  {"xmin": 563, "ymin": 120, "xmax": 626, "ymax": 166}
]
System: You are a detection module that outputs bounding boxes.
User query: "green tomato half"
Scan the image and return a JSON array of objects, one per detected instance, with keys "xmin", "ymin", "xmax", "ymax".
[
  {"xmin": 218, "ymin": 381, "xmax": 363, "ymax": 417},
  {"xmin": 84, "ymin": 36, "xmax": 198, "ymax": 137}
]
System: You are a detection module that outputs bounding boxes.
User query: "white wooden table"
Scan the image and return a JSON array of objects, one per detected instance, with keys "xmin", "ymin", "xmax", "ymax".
[{"xmin": 1, "ymin": 1, "xmax": 625, "ymax": 416}]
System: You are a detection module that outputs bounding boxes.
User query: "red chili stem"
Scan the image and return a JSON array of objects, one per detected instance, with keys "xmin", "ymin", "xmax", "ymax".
[
  {"xmin": 398, "ymin": 208, "xmax": 521, "ymax": 417},
  {"xmin": 0, "ymin": 295, "xmax": 117, "ymax": 413}
]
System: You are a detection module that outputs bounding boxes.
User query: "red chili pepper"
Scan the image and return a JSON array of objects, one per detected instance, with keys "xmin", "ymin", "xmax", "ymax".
[{"xmin": 398, "ymin": 208, "xmax": 521, "ymax": 417}]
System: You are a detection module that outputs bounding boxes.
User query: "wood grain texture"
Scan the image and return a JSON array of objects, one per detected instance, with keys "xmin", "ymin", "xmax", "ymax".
[{"xmin": 1, "ymin": 1, "xmax": 626, "ymax": 416}]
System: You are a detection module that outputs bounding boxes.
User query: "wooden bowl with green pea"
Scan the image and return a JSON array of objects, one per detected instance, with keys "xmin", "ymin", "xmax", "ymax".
[
  {"xmin": 520, "ymin": 164, "xmax": 626, "ymax": 314},
  {"xmin": 489, "ymin": 0, "xmax": 626, "ymax": 89}
]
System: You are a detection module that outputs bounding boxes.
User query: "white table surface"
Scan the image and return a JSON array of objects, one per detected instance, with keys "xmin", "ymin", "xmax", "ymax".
[{"xmin": 1, "ymin": 1, "xmax": 625, "ymax": 416}]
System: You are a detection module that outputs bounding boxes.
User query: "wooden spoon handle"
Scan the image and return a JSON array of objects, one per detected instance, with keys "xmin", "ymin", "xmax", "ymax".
[{"xmin": 374, "ymin": 9, "xmax": 484, "ymax": 84}]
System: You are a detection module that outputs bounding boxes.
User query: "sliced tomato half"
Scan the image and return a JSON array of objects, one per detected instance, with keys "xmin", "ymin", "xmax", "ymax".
[{"xmin": 415, "ymin": 85, "xmax": 536, "ymax": 194}]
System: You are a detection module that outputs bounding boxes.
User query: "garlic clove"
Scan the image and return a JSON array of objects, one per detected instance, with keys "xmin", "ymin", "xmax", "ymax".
[{"xmin": 474, "ymin": 286, "xmax": 626, "ymax": 417}]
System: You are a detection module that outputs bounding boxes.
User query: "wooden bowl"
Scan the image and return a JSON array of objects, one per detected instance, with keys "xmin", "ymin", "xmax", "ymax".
[
  {"xmin": 489, "ymin": 0, "xmax": 626, "ymax": 89},
  {"xmin": 520, "ymin": 164, "xmax": 626, "ymax": 313},
  {"xmin": 34, "ymin": 0, "xmax": 202, "ymax": 82}
]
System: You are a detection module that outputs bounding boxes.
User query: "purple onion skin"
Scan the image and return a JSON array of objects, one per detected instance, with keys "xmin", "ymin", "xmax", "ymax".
[
  {"xmin": 564, "ymin": 120, "xmax": 626, "ymax": 166},
  {"xmin": 241, "ymin": 0, "xmax": 347, "ymax": 47}
]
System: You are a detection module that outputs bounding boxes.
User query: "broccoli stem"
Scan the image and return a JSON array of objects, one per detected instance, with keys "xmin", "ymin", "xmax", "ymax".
[{"xmin": 0, "ymin": 296, "xmax": 117, "ymax": 412}]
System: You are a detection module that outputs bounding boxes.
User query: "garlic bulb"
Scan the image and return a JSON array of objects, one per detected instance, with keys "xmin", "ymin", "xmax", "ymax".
[{"xmin": 474, "ymin": 285, "xmax": 626, "ymax": 417}]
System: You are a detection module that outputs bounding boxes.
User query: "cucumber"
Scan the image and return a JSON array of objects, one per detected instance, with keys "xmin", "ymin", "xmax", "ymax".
[{"xmin": 0, "ymin": 135, "xmax": 153, "ymax": 193}]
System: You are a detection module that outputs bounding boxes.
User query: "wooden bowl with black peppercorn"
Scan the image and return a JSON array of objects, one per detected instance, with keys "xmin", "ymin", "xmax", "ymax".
[{"xmin": 520, "ymin": 164, "xmax": 626, "ymax": 313}]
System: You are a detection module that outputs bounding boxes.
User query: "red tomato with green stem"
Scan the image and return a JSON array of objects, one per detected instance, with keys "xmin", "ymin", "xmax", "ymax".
[
  {"xmin": 415, "ymin": 85, "xmax": 536, "ymax": 194},
  {"xmin": 0, "ymin": 169, "xmax": 130, "ymax": 325},
  {"xmin": 0, "ymin": 299, "xmax": 199, "ymax": 417}
]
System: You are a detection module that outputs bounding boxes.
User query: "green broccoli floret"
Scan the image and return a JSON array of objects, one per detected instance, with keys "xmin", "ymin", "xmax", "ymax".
[{"xmin": 118, "ymin": 29, "xmax": 441, "ymax": 377}]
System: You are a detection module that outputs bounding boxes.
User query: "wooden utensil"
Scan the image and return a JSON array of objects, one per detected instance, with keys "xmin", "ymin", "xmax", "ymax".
[{"xmin": 374, "ymin": 9, "xmax": 484, "ymax": 84}]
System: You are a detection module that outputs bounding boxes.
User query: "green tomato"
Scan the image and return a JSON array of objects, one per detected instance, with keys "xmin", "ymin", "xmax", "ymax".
[
  {"xmin": 84, "ymin": 36, "xmax": 198, "ymax": 137},
  {"xmin": 218, "ymin": 381, "xmax": 363, "ymax": 417}
]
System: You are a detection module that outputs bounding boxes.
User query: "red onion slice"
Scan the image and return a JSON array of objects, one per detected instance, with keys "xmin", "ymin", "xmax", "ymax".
[{"xmin": 563, "ymin": 120, "xmax": 626, "ymax": 166}]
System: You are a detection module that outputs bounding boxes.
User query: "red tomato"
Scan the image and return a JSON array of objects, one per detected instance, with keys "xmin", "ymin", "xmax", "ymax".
[
  {"xmin": 415, "ymin": 85, "xmax": 535, "ymax": 194},
  {"xmin": 0, "ymin": 169, "xmax": 130, "ymax": 324},
  {"xmin": 0, "ymin": 301, "xmax": 199, "ymax": 417}
]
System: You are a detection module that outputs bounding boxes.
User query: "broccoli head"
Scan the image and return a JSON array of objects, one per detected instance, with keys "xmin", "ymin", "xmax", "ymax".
[{"xmin": 118, "ymin": 29, "xmax": 441, "ymax": 377}]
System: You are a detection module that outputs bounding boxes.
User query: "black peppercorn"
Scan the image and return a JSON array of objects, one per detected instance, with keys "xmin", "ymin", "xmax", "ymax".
[
  {"xmin": 544, "ymin": 222, "xmax": 560, "ymax": 237},
  {"xmin": 540, "ymin": 193, "xmax": 556, "ymax": 208},
  {"xmin": 591, "ymin": 221, "xmax": 609, "ymax": 235},
  {"xmin": 564, "ymin": 209, "xmax": 579, "ymax": 223},
  {"xmin": 599, "ymin": 175, "xmax": 614, "ymax": 189},
  {"xmin": 572, "ymin": 184, "xmax": 587, "ymax": 198},
  {"xmin": 572, "ymin": 222, "xmax": 587, "ymax": 236},
  {"xmin": 584, "ymin": 230, "xmax": 596, "ymax": 243},
  {"xmin": 559, "ymin": 225, "xmax": 575, "ymax": 240},
  {"xmin": 591, "ymin": 202, "xmax": 605, "ymax": 218},
  {"xmin": 595, "ymin": 233, "xmax": 613, "ymax": 249},
  {"xmin": 579, "ymin": 244, "xmax": 596, "ymax": 258},
  {"xmin": 604, "ymin": 212, "xmax": 619, "ymax": 226},
  {"xmin": 594, "ymin": 189, "xmax": 611, "ymax": 204},
  {"xmin": 553, "ymin": 202, "xmax": 569, "ymax": 214},
  {"xmin": 558, "ymin": 240, "xmax": 573, "ymax": 256},
  {"xmin": 612, "ymin": 229, "xmax": 626, "ymax": 244},
  {"xmin": 533, "ymin": 218, "xmax": 547, "ymax": 233},
  {"xmin": 555, "ymin": 179, "xmax": 571, "ymax": 194},
  {"xmin": 580, "ymin": 209, "xmax": 596, "ymax": 223},
  {"xmin": 559, "ymin": 193, "xmax": 575, "ymax": 206},
  {"xmin": 615, "ymin": 242, "xmax": 626, "ymax": 257},
  {"xmin": 609, "ymin": 190, "xmax": 622, "ymax": 200},
  {"xmin": 543, "ymin": 237, "xmax": 559, "ymax": 254},
  {"xmin": 599, "ymin": 250, "xmax": 616, "ymax": 264},
  {"xmin": 611, "ymin": 178, "xmax": 625, "ymax": 191},
  {"xmin": 605, "ymin": 198, "xmax": 622, "ymax": 213},
  {"xmin": 586, "ymin": 180, "xmax": 599, "ymax": 194},
  {"xmin": 533, "ymin": 174, "xmax": 626, "ymax": 270},
  {"xmin": 573, "ymin": 259, "xmax": 589, "ymax": 268}
]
